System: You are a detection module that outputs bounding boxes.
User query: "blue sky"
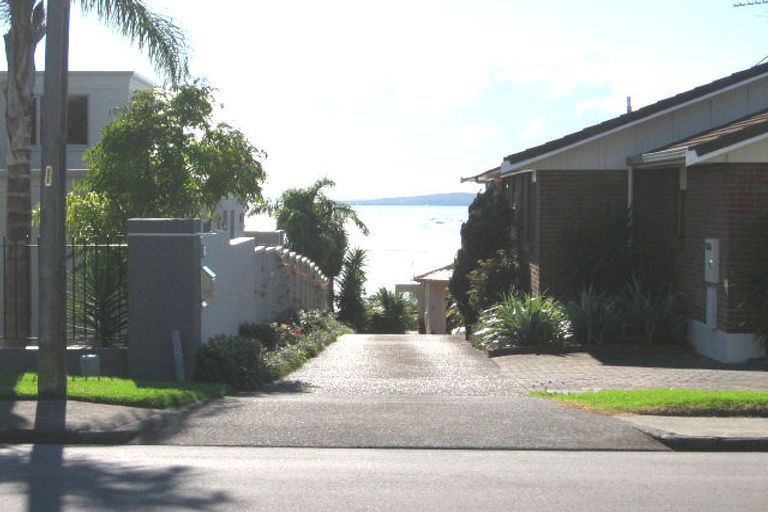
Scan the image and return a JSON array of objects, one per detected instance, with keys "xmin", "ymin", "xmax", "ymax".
[{"xmin": 14, "ymin": 0, "xmax": 768, "ymax": 199}]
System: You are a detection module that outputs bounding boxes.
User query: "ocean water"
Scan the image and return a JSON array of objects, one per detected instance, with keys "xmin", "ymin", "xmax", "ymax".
[
  {"xmin": 246, "ymin": 204, "xmax": 468, "ymax": 294},
  {"xmin": 347, "ymin": 205, "xmax": 467, "ymax": 293}
]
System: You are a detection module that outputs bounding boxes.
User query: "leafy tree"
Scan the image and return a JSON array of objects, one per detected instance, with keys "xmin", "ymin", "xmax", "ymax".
[
  {"xmin": 273, "ymin": 178, "xmax": 369, "ymax": 286},
  {"xmin": 1, "ymin": 0, "xmax": 188, "ymax": 342},
  {"xmin": 448, "ymin": 185, "xmax": 513, "ymax": 330},
  {"xmin": 76, "ymin": 83, "xmax": 266, "ymax": 233},
  {"xmin": 336, "ymin": 248, "xmax": 367, "ymax": 331}
]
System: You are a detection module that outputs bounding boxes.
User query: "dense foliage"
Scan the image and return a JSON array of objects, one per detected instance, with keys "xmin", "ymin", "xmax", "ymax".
[
  {"xmin": 619, "ymin": 278, "xmax": 686, "ymax": 345},
  {"xmin": 449, "ymin": 186, "xmax": 514, "ymax": 329},
  {"xmin": 566, "ymin": 285, "xmax": 624, "ymax": 346},
  {"xmin": 467, "ymin": 249, "xmax": 527, "ymax": 315},
  {"xmin": 472, "ymin": 294, "xmax": 570, "ymax": 350},
  {"xmin": 336, "ymin": 248, "xmax": 368, "ymax": 331},
  {"xmin": 75, "ymin": 83, "xmax": 266, "ymax": 236},
  {"xmin": 196, "ymin": 310, "xmax": 351, "ymax": 390},
  {"xmin": 272, "ymin": 178, "xmax": 368, "ymax": 283},
  {"xmin": 555, "ymin": 206, "xmax": 635, "ymax": 298},
  {"xmin": 365, "ymin": 288, "xmax": 418, "ymax": 334},
  {"xmin": 750, "ymin": 216, "xmax": 768, "ymax": 347}
]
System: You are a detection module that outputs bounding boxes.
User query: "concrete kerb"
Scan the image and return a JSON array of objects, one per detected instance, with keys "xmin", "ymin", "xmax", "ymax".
[{"xmin": 0, "ymin": 399, "xmax": 215, "ymax": 445}]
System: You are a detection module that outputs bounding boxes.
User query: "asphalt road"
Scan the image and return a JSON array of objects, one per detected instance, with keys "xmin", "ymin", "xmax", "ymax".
[
  {"xmin": 140, "ymin": 334, "xmax": 665, "ymax": 450},
  {"xmin": 1, "ymin": 445, "xmax": 766, "ymax": 511}
]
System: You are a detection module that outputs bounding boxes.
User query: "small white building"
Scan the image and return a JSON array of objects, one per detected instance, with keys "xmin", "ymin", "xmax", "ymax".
[{"xmin": 414, "ymin": 264, "xmax": 452, "ymax": 335}]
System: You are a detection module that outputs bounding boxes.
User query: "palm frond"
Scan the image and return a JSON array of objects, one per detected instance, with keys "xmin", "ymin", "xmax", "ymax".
[{"xmin": 79, "ymin": 0, "xmax": 188, "ymax": 83}]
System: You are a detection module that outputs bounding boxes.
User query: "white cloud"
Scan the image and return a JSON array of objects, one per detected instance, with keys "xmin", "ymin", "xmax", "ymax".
[
  {"xmin": 522, "ymin": 116, "xmax": 545, "ymax": 140},
  {"xmin": 16, "ymin": 0, "xmax": 768, "ymax": 200}
]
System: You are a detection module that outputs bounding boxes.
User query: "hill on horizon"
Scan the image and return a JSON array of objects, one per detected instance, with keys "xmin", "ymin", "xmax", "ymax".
[{"xmin": 347, "ymin": 192, "xmax": 475, "ymax": 206}]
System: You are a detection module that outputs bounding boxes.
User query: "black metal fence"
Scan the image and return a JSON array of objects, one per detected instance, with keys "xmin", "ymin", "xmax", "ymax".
[{"xmin": 1, "ymin": 237, "xmax": 128, "ymax": 346}]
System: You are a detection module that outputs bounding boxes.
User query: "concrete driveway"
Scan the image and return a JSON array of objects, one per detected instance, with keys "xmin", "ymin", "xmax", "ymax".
[{"xmin": 139, "ymin": 335, "xmax": 665, "ymax": 450}]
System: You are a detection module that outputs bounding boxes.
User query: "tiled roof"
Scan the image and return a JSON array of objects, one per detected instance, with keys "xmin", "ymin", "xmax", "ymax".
[
  {"xmin": 503, "ymin": 62, "xmax": 768, "ymax": 167},
  {"xmin": 414, "ymin": 264, "xmax": 453, "ymax": 283}
]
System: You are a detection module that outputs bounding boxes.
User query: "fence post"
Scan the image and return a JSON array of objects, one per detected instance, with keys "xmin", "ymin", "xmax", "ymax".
[{"xmin": 126, "ymin": 219, "xmax": 202, "ymax": 381}]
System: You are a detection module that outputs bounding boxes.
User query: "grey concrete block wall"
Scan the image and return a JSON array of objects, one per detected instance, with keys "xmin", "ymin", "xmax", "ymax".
[{"xmin": 127, "ymin": 219, "xmax": 202, "ymax": 381}]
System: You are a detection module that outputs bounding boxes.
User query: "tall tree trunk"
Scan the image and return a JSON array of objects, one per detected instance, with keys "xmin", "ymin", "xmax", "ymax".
[{"xmin": 3, "ymin": 7, "xmax": 36, "ymax": 346}]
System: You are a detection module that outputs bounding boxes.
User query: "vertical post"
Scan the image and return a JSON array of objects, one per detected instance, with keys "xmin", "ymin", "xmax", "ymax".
[{"xmin": 38, "ymin": 0, "xmax": 70, "ymax": 398}]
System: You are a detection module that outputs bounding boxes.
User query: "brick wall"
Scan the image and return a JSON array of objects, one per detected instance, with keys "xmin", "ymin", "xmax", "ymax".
[
  {"xmin": 632, "ymin": 167, "xmax": 679, "ymax": 286},
  {"xmin": 665, "ymin": 163, "xmax": 768, "ymax": 333},
  {"xmin": 533, "ymin": 170, "xmax": 627, "ymax": 296},
  {"xmin": 677, "ymin": 167, "xmax": 728, "ymax": 327}
]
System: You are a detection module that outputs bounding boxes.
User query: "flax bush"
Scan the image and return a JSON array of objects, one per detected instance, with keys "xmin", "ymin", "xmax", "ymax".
[
  {"xmin": 473, "ymin": 294, "xmax": 570, "ymax": 350},
  {"xmin": 567, "ymin": 285, "xmax": 624, "ymax": 345}
]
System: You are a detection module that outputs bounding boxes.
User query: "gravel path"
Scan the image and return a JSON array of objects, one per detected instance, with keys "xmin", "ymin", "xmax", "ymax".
[
  {"xmin": 140, "ymin": 334, "xmax": 665, "ymax": 450},
  {"xmin": 265, "ymin": 334, "xmax": 526, "ymax": 396}
]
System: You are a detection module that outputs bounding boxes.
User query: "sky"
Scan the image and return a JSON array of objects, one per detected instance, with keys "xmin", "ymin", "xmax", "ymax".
[{"xmin": 12, "ymin": 0, "xmax": 768, "ymax": 200}]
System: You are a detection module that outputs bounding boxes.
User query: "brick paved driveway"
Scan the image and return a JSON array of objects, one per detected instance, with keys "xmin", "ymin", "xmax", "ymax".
[{"xmin": 493, "ymin": 351, "xmax": 768, "ymax": 392}]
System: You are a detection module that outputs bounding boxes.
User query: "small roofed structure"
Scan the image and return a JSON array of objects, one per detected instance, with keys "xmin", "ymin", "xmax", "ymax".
[{"xmin": 414, "ymin": 264, "xmax": 453, "ymax": 334}]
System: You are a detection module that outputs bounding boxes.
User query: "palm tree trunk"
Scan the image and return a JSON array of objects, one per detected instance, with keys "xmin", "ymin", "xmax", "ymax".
[{"xmin": 3, "ymin": 14, "xmax": 37, "ymax": 346}]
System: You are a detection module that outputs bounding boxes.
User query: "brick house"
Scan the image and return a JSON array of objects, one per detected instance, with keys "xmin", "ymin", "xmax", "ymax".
[{"xmin": 465, "ymin": 63, "xmax": 768, "ymax": 363}]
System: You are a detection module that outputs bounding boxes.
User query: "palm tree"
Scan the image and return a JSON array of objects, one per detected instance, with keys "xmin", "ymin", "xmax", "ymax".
[
  {"xmin": 273, "ymin": 178, "xmax": 369, "ymax": 308},
  {"xmin": 1, "ymin": 0, "xmax": 187, "ymax": 344},
  {"xmin": 336, "ymin": 248, "xmax": 367, "ymax": 330}
]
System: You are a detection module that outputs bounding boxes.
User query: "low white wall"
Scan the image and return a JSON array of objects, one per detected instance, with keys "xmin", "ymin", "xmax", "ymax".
[
  {"xmin": 200, "ymin": 232, "xmax": 258, "ymax": 342},
  {"xmin": 201, "ymin": 234, "xmax": 329, "ymax": 343},
  {"xmin": 688, "ymin": 320, "xmax": 766, "ymax": 363}
]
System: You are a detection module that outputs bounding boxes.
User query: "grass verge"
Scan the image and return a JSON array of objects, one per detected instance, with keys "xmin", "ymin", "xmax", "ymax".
[
  {"xmin": 534, "ymin": 389, "xmax": 768, "ymax": 416},
  {"xmin": 0, "ymin": 372, "xmax": 228, "ymax": 409}
]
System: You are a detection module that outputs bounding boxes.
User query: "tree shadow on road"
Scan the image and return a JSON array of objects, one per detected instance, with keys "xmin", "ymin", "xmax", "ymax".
[{"xmin": 0, "ymin": 401, "xmax": 232, "ymax": 511}]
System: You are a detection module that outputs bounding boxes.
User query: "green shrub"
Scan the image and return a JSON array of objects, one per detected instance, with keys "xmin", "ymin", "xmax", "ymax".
[
  {"xmin": 567, "ymin": 285, "xmax": 624, "ymax": 345},
  {"xmin": 750, "ymin": 216, "xmax": 768, "ymax": 347},
  {"xmin": 449, "ymin": 186, "xmax": 514, "ymax": 328},
  {"xmin": 196, "ymin": 335, "xmax": 274, "ymax": 390},
  {"xmin": 197, "ymin": 310, "xmax": 352, "ymax": 390},
  {"xmin": 467, "ymin": 249, "xmax": 527, "ymax": 314},
  {"xmin": 238, "ymin": 322, "xmax": 281, "ymax": 350},
  {"xmin": 619, "ymin": 278, "xmax": 686, "ymax": 345},
  {"xmin": 473, "ymin": 294, "xmax": 570, "ymax": 349},
  {"xmin": 366, "ymin": 288, "xmax": 417, "ymax": 334}
]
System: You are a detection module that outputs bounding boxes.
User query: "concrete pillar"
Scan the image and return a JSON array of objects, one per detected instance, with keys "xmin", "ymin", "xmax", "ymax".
[{"xmin": 127, "ymin": 219, "xmax": 202, "ymax": 381}]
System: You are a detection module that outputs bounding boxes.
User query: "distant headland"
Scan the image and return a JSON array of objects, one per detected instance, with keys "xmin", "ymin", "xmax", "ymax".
[{"xmin": 346, "ymin": 192, "xmax": 476, "ymax": 206}]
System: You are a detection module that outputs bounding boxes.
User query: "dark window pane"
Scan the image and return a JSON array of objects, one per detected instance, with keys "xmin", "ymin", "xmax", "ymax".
[
  {"xmin": 67, "ymin": 96, "xmax": 87, "ymax": 144},
  {"xmin": 30, "ymin": 97, "xmax": 37, "ymax": 145}
]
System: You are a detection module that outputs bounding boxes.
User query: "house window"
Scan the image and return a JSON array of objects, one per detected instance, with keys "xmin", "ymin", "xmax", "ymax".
[
  {"xmin": 30, "ymin": 97, "xmax": 38, "ymax": 145},
  {"xmin": 67, "ymin": 96, "xmax": 88, "ymax": 144}
]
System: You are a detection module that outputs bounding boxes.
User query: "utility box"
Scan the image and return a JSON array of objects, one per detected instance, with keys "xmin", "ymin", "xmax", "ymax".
[
  {"xmin": 704, "ymin": 238, "xmax": 719, "ymax": 284},
  {"xmin": 80, "ymin": 354, "xmax": 101, "ymax": 377}
]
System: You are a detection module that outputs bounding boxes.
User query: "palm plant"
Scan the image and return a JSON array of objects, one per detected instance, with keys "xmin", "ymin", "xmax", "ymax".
[
  {"xmin": 366, "ymin": 288, "xmax": 417, "ymax": 334},
  {"xmin": 336, "ymin": 248, "xmax": 367, "ymax": 331},
  {"xmin": 1, "ymin": 0, "xmax": 188, "ymax": 343},
  {"xmin": 272, "ymin": 178, "xmax": 369, "ymax": 304}
]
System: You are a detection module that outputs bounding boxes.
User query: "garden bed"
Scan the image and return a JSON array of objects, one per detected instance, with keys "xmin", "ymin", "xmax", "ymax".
[{"xmin": 481, "ymin": 342, "xmax": 692, "ymax": 358}]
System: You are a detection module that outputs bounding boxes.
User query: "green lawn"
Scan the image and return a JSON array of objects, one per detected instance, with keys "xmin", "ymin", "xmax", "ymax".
[
  {"xmin": 0, "ymin": 372, "xmax": 228, "ymax": 409},
  {"xmin": 534, "ymin": 389, "xmax": 768, "ymax": 416}
]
